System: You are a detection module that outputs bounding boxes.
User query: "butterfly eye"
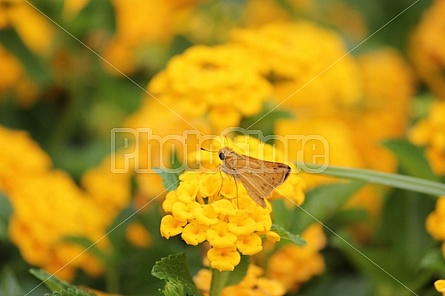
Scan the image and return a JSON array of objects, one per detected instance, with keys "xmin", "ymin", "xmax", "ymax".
[{"xmin": 218, "ymin": 152, "xmax": 225, "ymax": 160}]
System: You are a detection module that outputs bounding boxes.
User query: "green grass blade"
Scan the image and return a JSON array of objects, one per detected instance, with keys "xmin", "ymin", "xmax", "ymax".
[{"xmin": 298, "ymin": 164, "xmax": 445, "ymax": 197}]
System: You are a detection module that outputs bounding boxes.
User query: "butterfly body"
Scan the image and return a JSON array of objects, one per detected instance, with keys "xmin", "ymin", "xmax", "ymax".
[{"xmin": 218, "ymin": 147, "xmax": 291, "ymax": 208}]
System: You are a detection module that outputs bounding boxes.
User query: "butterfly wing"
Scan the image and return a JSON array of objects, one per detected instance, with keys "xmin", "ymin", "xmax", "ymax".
[{"xmin": 234, "ymin": 156, "xmax": 291, "ymax": 208}]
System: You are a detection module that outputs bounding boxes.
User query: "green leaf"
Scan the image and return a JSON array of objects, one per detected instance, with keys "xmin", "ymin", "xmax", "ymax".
[
  {"xmin": 160, "ymin": 281, "xmax": 187, "ymax": 296},
  {"xmin": 62, "ymin": 236, "xmax": 110, "ymax": 266},
  {"xmin": 151, "ymin": 253, "xmax": 200, "ymax": 296},
  {"xmin": 330, "ymin": 231, "xmax": 421, "ymax": 295},
  {"xmin": 299, "ymin": 164, "xmax": 445, "ymax": 197},
  {"xmin": 30, "ymin": 269, "xmax": 71, "ymax": 292},
  {"xmin": 0, "ymin": 267, "xmax": 25, "ymax": 296},
  {"xmin": 420, "ymin": 248, "xmax": 445, "ymax": 275},
  {"xmin": 270, "ymin": 224, "xmax": 306, "ymax": 246},
  {"xmin": 153, "ymin": 168, "xmax": 180, "ymax": 191},
  {"xmin": 0, "ymin": 29, "xmax": 51, "ymax": 85},
  {"xmin": 328, "ymin": 208, "xmax": 370, "ymax": 227},
  {"xmin": 44, "ymin": 288, "xmax": 95, "ymax": 296},
  {"xmin": 0, "ymin": 193, "xmax": 13, "ymax": 241},
  {"xmin": 297, "ymin": 181, "xmax": 365, "ymax": 231},
  {"xmin": 378, "ymin": 190, "xmax": 435, "ymax": 271},
  {"xmin": 225, "ymin": 255, "xmax": 249, "ymax": 286},
  {"xmin": 29, "ymin": 269, "xmax": 95, "ymax": 295},
  {"xmin": 331, "ymin": 190, "xmax": 435, "ymax": 294},
  {"xmin": 298, "ymin": 273, "xmax": 371, "ymax": 296},
  {"xmin": 383, "ymin": 139, "xmax": 438, "ymax": 181},
  {"xmin": 273, "ymin": 182, "xmax": 364, "ymax": 237}
]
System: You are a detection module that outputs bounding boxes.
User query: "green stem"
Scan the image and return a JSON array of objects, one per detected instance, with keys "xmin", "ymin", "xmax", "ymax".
[
  {"xmin": 299, "ymin": 163, "xmax": 445, "ymax": 197},
  {"xmin": 209, "ymin": 269, "xmax": 230, "ymax": 296},
  {"xmin": 105, "ymin": 262, "xmax": 120, "ymax": 294}
]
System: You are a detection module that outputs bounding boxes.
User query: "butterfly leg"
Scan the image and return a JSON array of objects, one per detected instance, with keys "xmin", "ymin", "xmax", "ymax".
[
  {"xmin": 234, "ymin": 175, "xmax": 239, "ymax": 209},
  {"xmin": 217, "ymin": 170, "xmax": 224, "ymax": 198}
]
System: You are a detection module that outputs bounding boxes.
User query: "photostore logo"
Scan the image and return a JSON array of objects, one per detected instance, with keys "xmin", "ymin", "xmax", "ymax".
[{"xmin": 110, "ymin": 127, "xmax": 329, "ymax": 174}]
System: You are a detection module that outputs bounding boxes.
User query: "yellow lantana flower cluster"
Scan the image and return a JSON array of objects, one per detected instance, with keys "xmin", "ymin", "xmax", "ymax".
[
  {"xmin": 160, "ymin": 136, "xmax": 305, "ymax": 271},
  {"xmin": 231, "ymin": 21, "xmax": 362, "ymax": 113},
  {"xmin": 0, "ymin": 126, "xmax": 133, "ymax": 280},
  {"xmin": 409, "ymin": 0, "xmax": 445, "ymax": 99},
  {"xmin": 409, "ymin": 100, "xmax": 445, "ymax": 176},
  {"xmin": 148, "ymin": 44, "xmax": 272, "ymax": 133},
  {"xmin": 194, "ymin": 264, "xmax": 286, "ymax": 296},
  {"xmin": 161, "ymin": 171, "xmax": 275, "ymax": 272},
  {"xmin": 8, "ymin": 170, "xmax": 106, "ymax": 280},
  {"xmin": 0, "ymin": 127, "xmax": 103, "ymax": 279}
]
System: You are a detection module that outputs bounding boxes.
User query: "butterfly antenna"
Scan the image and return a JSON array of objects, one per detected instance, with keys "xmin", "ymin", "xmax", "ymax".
[
  {"xmin": 234, "ymin": 177, "xmax": 239, "ymax": 209},
  {"xmin": 201, "ymin": 147, "xmax": 219, "ymax": 153}
]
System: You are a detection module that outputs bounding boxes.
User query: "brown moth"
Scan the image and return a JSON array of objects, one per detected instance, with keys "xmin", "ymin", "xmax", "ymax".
[{"xmin": 216, "ymin": 146, "xmax": 291, "ymax": 208}]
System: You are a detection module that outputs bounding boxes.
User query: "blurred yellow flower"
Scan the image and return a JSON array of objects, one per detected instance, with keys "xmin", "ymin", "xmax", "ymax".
[
  {"xmin": 62, "ymin": 0, "xmax": 89, "ymax": 19},
  {"xmin": 435, "ymin": 279, "xmax": 445, "ymax": 295},
  {"xmin": 194, "ymin": 264, "xmax": 286, "ymax": 296},
  {"xmin": 0, "ymin": 126, "xmax": 134, "ymax": 280},
  {"xmin": 125, "ymin": 97, "xmax": 210, "ymax": 201},
  {"xmin": 102, "ymin": 0, "xmax": 199, "ymax": 74},
  {"xmin": 0, "ymin": 45, "xmax": 22, "ymax": 92},
  {"xmin": 0, "ymin": 126, "xmax": 51, "ymax": 192},
  {"xmin": 0, "ymin": 45, "xmax": 39, "ymax": 106},
  {"xmin": 275, "ymin": 47, "xmax": 413, "ymax": 241},
  {"xmin": 8, "ymin": 170, "xmax": 108, "ymax": 280},
  {"xmin": 267, "ymin": 223, "xmax": 326, "ymax": 292},
  {"xmin": 0, "ymin": 0, "xmax": 54, "ymax": 55},
  {"xmin": 409, "ymin": 0, "xmax": 445, "ymax": 98},
  {"xmin": 126, "ymin": 222, "xmax": 151, "ymax": 248},
  {"xmin": 348, "ymin": 48, "xmax": 414, "ymax": 173},
  {"xmin": 193, "ymin": 268, "xmax": 212, "ymax": 294},
  {"xmin": 235, "ymin": 23, "xmax": 413, "ymax": 178},
  {"xmin": 409, "ymin": 100, "xmax": 445, "ymax": 176},
  {"xmin": 81, "ymin": 152, "xmax": 132, "ymax": 215},
  {"xmin": 275, "ymin": 117, "xmax": 363, "ymax": 189},
  {"xmin": 231, "ymin": 21, "xmax": 362, "ymax": 113},
  {"xmin": 242, "ymin": 0, "xmax": 293, "ymax": 27},
  {"xmin": 344, "ymin": 185, "xmax": 384, "ymax": 243},
  {"xmin": 337, "ymin": 49, "xmax": 414, "ymax": 241},
  {"xmin": 321, "ymin": 1, "xmax": 367, "ymax": 42},
  {"xmin": 426, "ymin": 196, "xmax": 445, "ymax": 257}
]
